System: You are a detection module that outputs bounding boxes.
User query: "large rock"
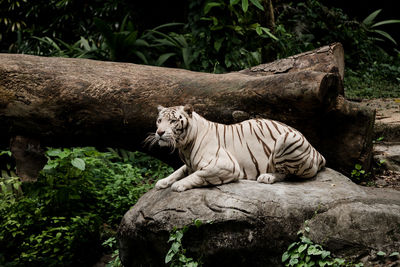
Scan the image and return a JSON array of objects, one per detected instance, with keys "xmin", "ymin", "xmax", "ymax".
[{"xmin": 117, "ymin": 168, "xmax": 400, "ymax": 266}]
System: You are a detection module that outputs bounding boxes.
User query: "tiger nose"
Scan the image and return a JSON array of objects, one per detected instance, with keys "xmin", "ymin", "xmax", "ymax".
[{"xmin": 157, "ymin": 130, "xmax": 165, "ymax": 136}]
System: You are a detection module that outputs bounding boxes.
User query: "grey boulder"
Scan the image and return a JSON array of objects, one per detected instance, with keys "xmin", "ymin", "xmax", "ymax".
[{"xmin": 117, "ymin": 168, "xmax": 400, "ymax": 266}]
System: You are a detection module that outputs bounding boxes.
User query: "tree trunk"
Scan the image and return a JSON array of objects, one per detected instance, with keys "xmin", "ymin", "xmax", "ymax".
[
  {"xmin": 240, "ymin": 42, "xmax": 345, "ymax": 87},
  {"xmin": 0, "ymin": 43, "xmax": 374, "ymax": 180}
]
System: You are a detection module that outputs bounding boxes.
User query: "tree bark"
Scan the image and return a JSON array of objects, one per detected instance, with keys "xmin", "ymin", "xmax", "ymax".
[
  {"xmin": 240, "ymin": 42, "xmax": 345, "ymax": 88},
  {"xmin": 0, "ymin": 43, "xmax": 374, "ymax": 180}
]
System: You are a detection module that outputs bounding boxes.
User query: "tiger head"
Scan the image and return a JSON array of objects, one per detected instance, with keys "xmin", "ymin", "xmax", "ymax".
[{"xmin": 145, "ymin": 104, "xmax": 193, "ymax": 151}]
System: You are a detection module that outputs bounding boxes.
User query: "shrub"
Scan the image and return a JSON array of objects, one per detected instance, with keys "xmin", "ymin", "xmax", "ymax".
[{"xmin": 0, "ymin": 147, "xmax": 173, "ymax": 266}]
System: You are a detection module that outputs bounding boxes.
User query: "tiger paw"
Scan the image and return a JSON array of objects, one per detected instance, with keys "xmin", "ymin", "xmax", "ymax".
[
  {"xmin": 257, "ymin": 173, "xmax": 286, "ymax": 184},
  {"xmin": 155, "ymin": 178, "xmax": 171, "ymax": 190},
  {"xmin": 171, "ymin": 181, "xmax": 190, "ymax": 192}
]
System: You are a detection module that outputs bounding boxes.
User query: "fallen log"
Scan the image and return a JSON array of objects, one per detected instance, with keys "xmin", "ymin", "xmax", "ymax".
[{"xmin": 0, "ymin": 43, "xmax": 374, "ymax": 180}]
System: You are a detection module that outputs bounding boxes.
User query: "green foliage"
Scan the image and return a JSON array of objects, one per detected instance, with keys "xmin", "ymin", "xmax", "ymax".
[
  {"xmin": 186, "ymin": 0, "xmax": 278, "ymax": 73},
  {"xmin": 165, "ymin": 219, "xmax": 203, "ymax": 267},
  {"xmin": 93, "ymin": 15, "xmax": 149, "ymax": 62},
  {"xmin": 362, "ymin": 9, "xmax": 400, "ymax": 45},
  {"xmin": 351, "ymin": 164, "xmax": 370, "ymax": 181},
  {"xmin": 31, "ymin": 36, "xmax": 108, "ymax": 59},
  {"xmin": 2, "ymin": 0, "xmax": 137, "ymax": 53},
  {"xmin": 0, "ymin": 147, "xmax": 173, "ymax": 266},
  {"xmin": 102, "ymin": 237, "xmax": 122, "ymax": 267},
  {"xmin": 276, "ymin": 0, "xmax": 377, "ymax": 65},
  {"xmin": 344, "ymin": 59, "xmax": 400, "ymax": 98},
  {"xmin": 282, "ymin": 221, "xmax": 363, "ymax": 267},
  {"xmin": 0, "ymin": 0, "xmax": 27, "ymax": 43},
  {"xmin": 4, "ymin": 0, "xmax": 400, "ymax": 98}
]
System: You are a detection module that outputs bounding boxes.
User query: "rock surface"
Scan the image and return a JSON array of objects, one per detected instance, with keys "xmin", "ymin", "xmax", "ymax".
[
  {"xmin": 374, "ymin": 142, "xmax": 400, "ymax": 172},
  {"xmin": 359, "ymin": 98, "xmax": 400, "ymax": 142},
  {"xmin": 118, "ymin": 168, "xmax": 400, "ymax": 267}
]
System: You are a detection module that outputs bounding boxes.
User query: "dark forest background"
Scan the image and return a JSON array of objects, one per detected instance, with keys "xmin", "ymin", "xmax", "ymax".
[{"xmin": 1, "ymin": 0, "xmax": 400, "ymax": 97}]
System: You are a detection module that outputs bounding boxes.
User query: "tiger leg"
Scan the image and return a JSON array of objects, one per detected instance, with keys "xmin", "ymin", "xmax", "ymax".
[
  {"xmin": 171, "ymin": 167, "xmax": 238, "ymax": 192},
  {"xmin": 258, "ymin": 131, "xmax": 311, "ymax": 184},
  {"xmin": 155, "ymin": 165, "xmax": 189, "ymax": 190},
  {"xmin": 272, "ymin": 131, "xmax": 323, "ymax": 179},
  {"xmin": 171, "ymin": 171, "xmax": 208, "ymax": 192},
  {"xmin": 256, "ymin": 149, "xmax": 286, "ymax": 184}
]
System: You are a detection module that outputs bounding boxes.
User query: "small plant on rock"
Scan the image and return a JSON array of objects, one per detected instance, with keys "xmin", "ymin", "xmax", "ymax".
[
  {"xmin": 165, "ymin": 219, "xmax": 203, "ymax": 267},
  {"xmin": 351, "ymin": 164, "xmax": 370, "ymax": 181},
  {"xmin": 282, "ymin": 220, "xmax": 363, "ymax": 267}
]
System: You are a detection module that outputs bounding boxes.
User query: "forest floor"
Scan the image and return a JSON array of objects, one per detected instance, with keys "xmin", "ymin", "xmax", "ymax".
[{"xmin": 357, "ymin": 98, "xmax": 400, "ymax": 191}]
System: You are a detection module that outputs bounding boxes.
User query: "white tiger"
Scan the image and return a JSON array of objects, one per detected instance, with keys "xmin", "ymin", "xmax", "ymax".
[{"xmin": 145, "ymin": 105, "xmax": 326, "ymax": 192}]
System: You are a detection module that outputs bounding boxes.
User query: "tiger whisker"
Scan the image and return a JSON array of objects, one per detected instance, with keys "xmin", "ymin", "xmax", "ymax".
[{"xmin": 143, "ymin": 134, "xmax": 158, "ymax": 149}]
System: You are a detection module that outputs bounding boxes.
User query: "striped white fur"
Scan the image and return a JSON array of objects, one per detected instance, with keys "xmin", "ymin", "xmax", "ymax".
[{"xmin": 146, "ymin": 105, "xmax": 326, "ymax": 192}]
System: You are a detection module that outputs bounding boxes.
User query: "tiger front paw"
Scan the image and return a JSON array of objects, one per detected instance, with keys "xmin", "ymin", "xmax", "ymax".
[
  {"xmin": 257, "ymin": 173, "xmax": 286, "ymax": 184},
  {"xmin": 171, "ymin": 181, "xmax": 190, "ymax": 192},
  {"xmin": 155, "ymin": 178, "xmax": 172, "ymax": 190}
]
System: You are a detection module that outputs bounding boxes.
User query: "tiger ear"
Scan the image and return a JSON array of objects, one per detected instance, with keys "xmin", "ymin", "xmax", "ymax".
[
  {"xmin": 157, "ymin": 105, "xmax": 165, "ymax": 112},
  {"xmin": 184, "ymin": 104, "xmax": 193, "ymax": 117}
]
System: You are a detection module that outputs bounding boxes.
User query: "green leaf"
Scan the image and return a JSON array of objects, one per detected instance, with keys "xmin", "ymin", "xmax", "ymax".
[
  {"xmin": 260, "ymin": 27, "xmax": 279, "ymax": 41},
  {"xmin": 0, "ymin": 150, "xmax": 11, "ymax": 157},
  {"xmin": 46, "ymin": 149, "xmax": 62, "ymax": 157},
  {"xmin": 355, "ymin": 164, "xmax": 362, "ymax": 170},
  {"xmin": 287, "ymin": 242, "xmax": 299, "ymax": 251},
  {"xmin": 155, "ymin": 53, "xmax": 176, "ymax": 66},
  {"xmin": 289, "ymin": 257, "xmax": 299, "ymax": 265},
  {"xmin": 152, "ymin": 22, "xmax": 185, "ymax": 31},
  {"xmin": 318, "ymin": 259, "xmax": 327, "ymax": 267},
  {"xmin": 175, "ymin": 230, "xmax": 184, "ymax": 242},
  {"xmin": 249, "ymin": 0, "xmax": 264, "ymax": 11},
  {"xmin": 282, "ymin": 251, "xmax": 290, "ymax": 262},
  {"xmin": 204, "ymin": 2, "xmax": 222, "ymax": 15},
  {"xmin": 255, "ymin": 26, "xmax": 263, "ymax": 35},
  {"xmin": 305, "ymin": 255, "xmax": 311, "ymax": 262},
  {"xmin": 134, "ymin": 39, "xmax": 150, "ymax": 47},
  {"xmin": 79, "ymin": 37, "xmax": 91, "ymax": 51},
  {"xmin": 321, "ymin": 250, "xmax": 330, "ymax": 259},
  {"xmin": 241, "ymin": 0, "xmax": 248, "ymax": 12},
  {"xmin": 214, "ymin": 38, "xmax": 224, "ymax": 52},
  {"xmin": 377, "ymin": 251, "xmax": 386, "ymax": 256},
  {"xmin": 71, "ymin": 158, "xmax": 85, "ymax": 171},
  {"xmin": 182, "ymin": 47, "xmax": 192, "ymax": 69},
  {"xmin": 165, "ymin": 251, "xmax": 174, "ymax": 263},
  {"xmin": 194, "ymin": 219, "xmax": 203, "ymax": 228},
  {"xmin": 363, "ymin": 9, "xmax": 382, "ymax": 26},
  {"xmin": 374, "ymin": 29, "xmax": 397, "ymax": 45},
  {"xmin": 230, "ymin": 0, "xmax": 240, "ymax": 5},
  {"xmin": 171, "ymin": 242, "xmax": 180, "ymax": 253},
  {"xmin": 389, "ymin": 252, "xmax": 400, "ymax": 257},
  {"xmin": 179, "ymin": 254, "xmax": 189, "ymax": 262},
  {"xmin": 43, "ymin": 161, "xmax": 59, "ymax": 170},
  {"xmin": 372, "ymin": 19, "xmax": 400, "ymax": 27},
  {"xmin": 134, "ymin": 51, "xmax": 149, "ymax": 64},
  {"xmin": 301, "ymin": 236, "xmax": 312, "ymax": 244},
  {"xmin": 298, "ymin": 244, "xmax": 308, "ymax": 253},
  {"xmin": 13, "ymin": 182, "xmax": 20, "ymax": 191}
]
